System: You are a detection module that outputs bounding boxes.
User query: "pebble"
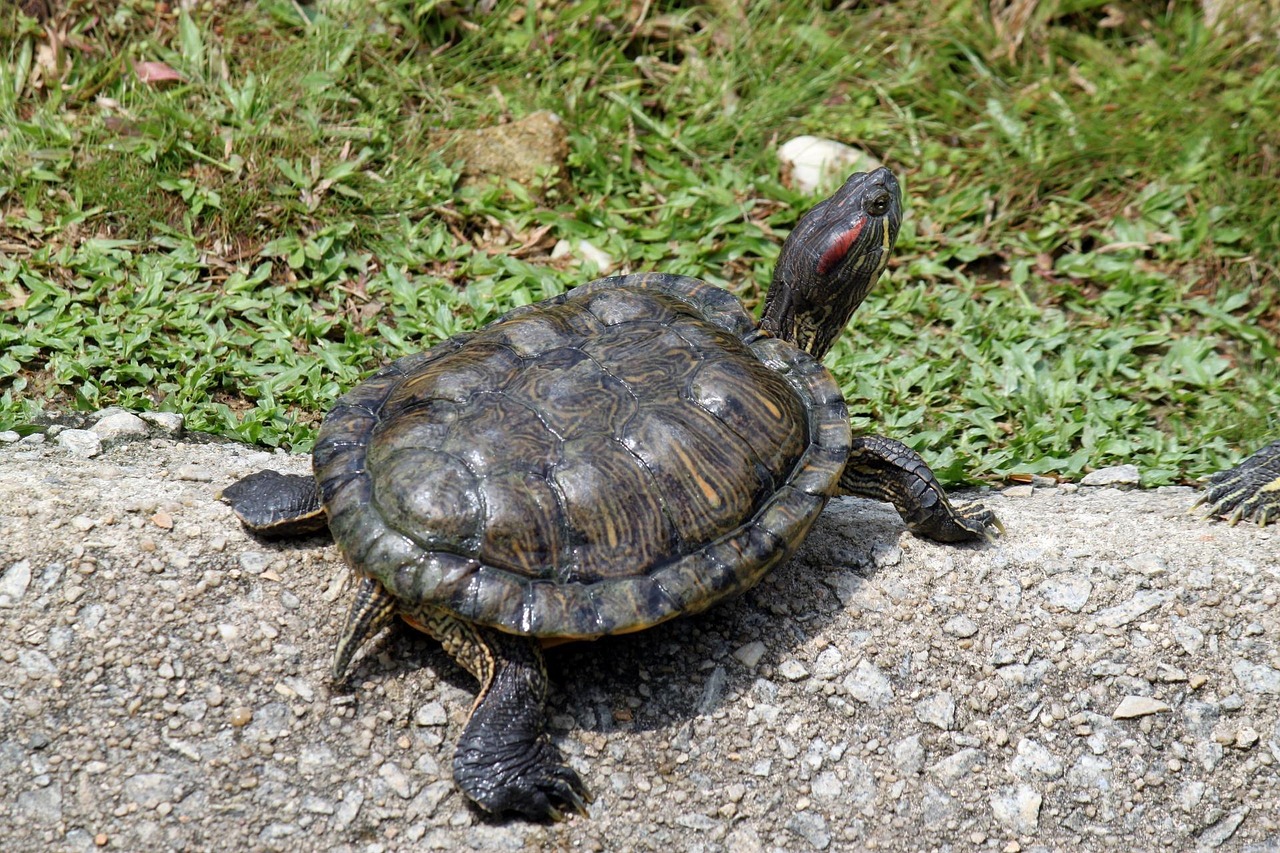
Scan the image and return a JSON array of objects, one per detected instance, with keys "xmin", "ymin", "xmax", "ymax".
[
  {"xmin": 872, "ymin": 543, "xmax": 903, "ymax": 568},
  {"xmin": 726, "ymin": 826, "xmax": 765, "ymax": 853},
  {"xmin": 551, "ymin": 239, "xmax": 615, "ymax": 274},
  {"xmin": 1232, "ymin": 660, "xmax": 1280, "ymax": 695},
  {"xmin": 786, "ymin": 810, "xmax": 831, "ymax": 849},
  {"xmin": 932, "ymin": 748, "xmax": 985, "ymax": 785},
  {"xmin": 0, "ymin": 430, "xmax": 20, "ymax": 443},
  {"xmin": 1010, "ymin": 738, "xmax": 1063, "ymax": 780},
  {"xmin": 139, "ymin": 411, "xmax": 185, "ymax": 435},
  {"xmin": 1199, "ymin": 808, "xmax": 1249, "ymax": 848},
  {"xmin": 378, "ymin": 762, "xmax": 415, "ymax": 799},
  {"xmin": 238, "ymin": 551, "xmax": 270, "ymax": 573},
  {"xmin": 843, "ymin": 659, "xmax": 894, "ymax": 708},
  {"xmin": 734, "ymin": 641, "xmax": 767, "ymax": 669},
  {"xmin": 943, "ymin": 614, "xmax": 979, "ymax": 638},
  {"xmin": 698, "ymin": 664, "xmax": 728, "ymax": 714},
  {"xmin": 1094, "ymin": 590, "xmax": 1170, "ymax": 628},
  {"xmin": 1066, "ymin": 754, "xmax": 1112, "ymax": 791},
  {"xmin": 989, "ymin": 784, "xmax": 1042, "ymax": 834},
  {"xmin": 55, "ymin": 429, "xmax": 102, "ymax": 458},
  {"xmin": 1080, "ymin": 464, "xmax": 1141, "ymax": 486},
  {"xmin": 1037, "ymin": 573, "xmax": 1093, "ymax": 612},
  {"xmin": 173, "ymin": 464, "xmax": 213, "ymax": 482},
  {"xmin": 334, "ymin": 788, "xmax": 364, "ymax": 829},
  {"xmin": 229, "ymin": 707, "xmax": 254, "ymax": 727},
  {"xmin": 415, "ymin": 702, "xmax": 448, "ymax": 727},
  {"xmin": 892, "ymin": 734, "xmax": 925, "ymax": 776},
  {"xmin": 1112, "ymin": 696, "xmax": 1171, "ymax": 719},
  {"xmin": 778, "ymin": 135, "xmax": 882, "ymax": 194},
  {"xmin": 91, "ymin": 411, "xmax": 150, "ymax": 443},
  {"xmin": 812, "ymin": 647, "xmax": 845, "ymax": 680},
  {"xmin": 778, "ymin": 659, "xmax": 809, "ymax": 681},
  {"xmin": 914, "ymin": 692, "xmax": 956, "ymax": 730},
  {"xmin": 17, "ymin": 783, "xmax": 62, "ymax": 824},
  {"xmin": 0, "ymin": 559, "xmax": 32, "ymax": 606},
  {"xmin": 810, "ymin": 771, "xmax": 842, "ymax": 801},
  {"xmin": 123, "ymin": 773, "xmax": 181, "ymax": 810}
]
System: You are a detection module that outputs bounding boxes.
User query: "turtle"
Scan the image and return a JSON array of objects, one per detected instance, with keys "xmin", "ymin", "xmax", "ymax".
[
  {"xmin": 220, "ymin": 167, "xmax": 1001, "ymax": 820},
  {"xmin": 1195, "ymin": 440, "xmax": 1280, "ymax": 526}
]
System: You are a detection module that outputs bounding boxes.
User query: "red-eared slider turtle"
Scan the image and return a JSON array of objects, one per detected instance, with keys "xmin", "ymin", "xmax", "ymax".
[
  {"xmin": 221, "ymin": 168, "xmax": 999, "ymax": 819},
  {"xmin": 1196, "ymin": 440, "xmax": 1280, "ymax": 526}
]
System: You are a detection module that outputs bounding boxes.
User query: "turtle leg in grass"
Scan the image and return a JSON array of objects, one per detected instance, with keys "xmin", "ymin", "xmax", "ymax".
[
  {"xmin": 1194, "ymin": 440, "xmax": 1280, "ymax": 527},
  {"xmin": 219, "ymin": 470, "xmax": 327, "ymax": 537},
  {"xmin": 333, "ymin": 578, "xmax": 591, "ymax": 820},
  {"xmin": 839, "ymin": 434, "xmax": 1002, "ymax": 542}
]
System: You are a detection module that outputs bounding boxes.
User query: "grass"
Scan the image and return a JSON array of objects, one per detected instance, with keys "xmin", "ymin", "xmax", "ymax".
[{"xmin": 1, "ymin": 0, "xmax": 1277, "ymax": 486}]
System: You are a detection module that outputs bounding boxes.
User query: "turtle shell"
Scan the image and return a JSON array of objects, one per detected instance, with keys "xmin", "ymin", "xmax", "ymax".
[{"xmin": 312, "ymin": 273, "xmax": 850, "ymax": 639}]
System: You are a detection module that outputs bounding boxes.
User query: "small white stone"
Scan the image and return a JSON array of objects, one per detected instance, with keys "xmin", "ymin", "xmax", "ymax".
[
  {"xmin": 843, "ymin": 659, "xmax": 894, "ymax": 708},
  {"xmin": 1010, "ymin": 738, "xmax": 1064, "ymax": 780},
  {"xmin": 56, "ymin": 429, "xmax": 102, "ymax": 458},
  {"xmin": 990, "ymin": 784, "xmax": 1042, "ymax": 835},
  {"xmin": 91, "ymin": 411, "xmax": 150, "ymax": 442},
  {"xmin": 551, "ymin": 239, "xmax": 615, "ymax": 274},
  {"xmin": 1232, "ymin": 660, "xmax": 1280, "ymax": 695},
  {"xmin": 1112, "ymin": 695, "xmax": 1171, "ymax": 719},
  {"xmin": 1095, "ymin": 590, "xmax": 1170, "ymax": 628},
  {"xmin": 1037, "ymin": 574, "xmax": 1093, "ymax": 613},
  {"xmin": 777, "ymin": 659, "xmax": 809, "ymax": 681},
  {"xmin": 733, "ymin": 640, "xmax": 767, "ymax": 669},
  {"xmin": 139, "ymin": 411, "xmax": 185, "ymax": 435},
  {"xmin": 415, "ymin": 702, "xmax": 448, "ymax": 727},
  {"xmin": 914, "ymin": 692, "xmax": 956, "ymax": 730},
  {"xmin": 378, "ymin": 762, "xmax": 415, "ymax": 799},
  {"xmin": 1080, "ymin": 464, "xmax": 1141, "ymax": 487},
  {"xmin": 778, "ymin": 136, "xmax": 882, "ymax": 195},
  {"xmin": 0, "ymin": 560, "xmax": 33, "ymax": 607},
  {"xmin": 943, "ymin": 615, "xmax": 979, "ymax": 638},
  {"xmin": 812, "ymin": 647, "xmax": 845, "ymax": 680}
]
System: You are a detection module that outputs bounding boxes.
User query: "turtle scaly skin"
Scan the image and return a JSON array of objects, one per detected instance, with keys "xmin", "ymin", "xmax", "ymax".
[
  {"xmin": 1197, "ymin": 440, "xmax": 1280, "ymax": 526},
  {"xmin": 221, "ymin": 168, "xmax": 1000, "ymax": 820}
]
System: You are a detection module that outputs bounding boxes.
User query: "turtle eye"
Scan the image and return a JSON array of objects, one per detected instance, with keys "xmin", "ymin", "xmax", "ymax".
[{"xmin": 866, "ymin": 192, "xmax": 891, "ymax": 217}]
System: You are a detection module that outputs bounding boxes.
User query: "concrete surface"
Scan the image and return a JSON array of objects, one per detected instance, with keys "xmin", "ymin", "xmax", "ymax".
[{"xmin": 2, "ymin": 424, "xmax": 1278, "ymax": 852}]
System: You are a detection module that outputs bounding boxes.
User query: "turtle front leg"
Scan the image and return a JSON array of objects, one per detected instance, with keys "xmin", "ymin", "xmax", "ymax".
[
  {"xmin": 330, "ymin": 579, "xmax": 591, "ymax": 819},
  {"xmin": 1195, "ymin": 440, "xmax": 1280, "ymax": 526},
  {"xmin": 840, "ymin": 435, "xmax": 1001, "ymax": 542},
  {"xmin": 447, "ymin": 626, "xmax": 591, "ymax": 820}
]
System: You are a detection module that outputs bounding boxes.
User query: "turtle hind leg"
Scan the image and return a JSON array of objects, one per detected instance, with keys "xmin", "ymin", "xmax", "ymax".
[
  {"xmin": 331, "ymin": 577, "xmax": 398, "ymax": 682},
  {"xmin": 219, "ymin": 469, "xmax": 328, "ymax": 537},
  {"xmin": 426, "ymin": 617, "xmax": 591, "ymax": 820},
  {"xmin": 840, "ymin": 434, "xmax": 1002, "ymax": 543},
  {"xmin": 1198, "ymin": 439, "xmax": 1280, "ymax": 527}
]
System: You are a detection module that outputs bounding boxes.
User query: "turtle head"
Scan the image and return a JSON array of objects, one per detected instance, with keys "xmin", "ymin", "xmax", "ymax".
[{"xmin": 760, "ymin": 167, "xmax": 902, "ymax": 359}]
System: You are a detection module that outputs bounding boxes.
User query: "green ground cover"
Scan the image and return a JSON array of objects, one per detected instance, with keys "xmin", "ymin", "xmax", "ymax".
[{"xmin": 1, "ymin": 0, "xmax": 1277, "ymax": 485}]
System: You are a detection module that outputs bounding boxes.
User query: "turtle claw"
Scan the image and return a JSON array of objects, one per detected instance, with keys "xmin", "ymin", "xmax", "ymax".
[
  {"xmin": 455, "ymin": 739, "xmax": 592, "ymax": 821},
  {"xmin": 955, "ymin": 501, "xmax": 1004, "ymax": 541}
]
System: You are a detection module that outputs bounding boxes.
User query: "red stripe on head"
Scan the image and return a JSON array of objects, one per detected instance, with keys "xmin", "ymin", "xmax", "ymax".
[{"xmin": 816, "ymin": 217, "xmax": 867, "ymax": 276}]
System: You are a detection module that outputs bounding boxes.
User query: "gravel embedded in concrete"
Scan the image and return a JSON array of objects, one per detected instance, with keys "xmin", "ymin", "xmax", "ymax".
[{"xmin": 1, "ymin": 434, "xmax": 1279, "ymax": 851}]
